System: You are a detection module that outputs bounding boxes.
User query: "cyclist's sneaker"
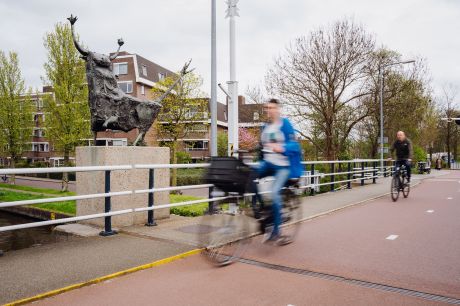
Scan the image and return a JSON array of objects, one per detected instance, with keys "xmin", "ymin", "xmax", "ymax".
[
  {"xmin": 407, "ymin": 177, "xmax": 411, "ymax": 183},
  {"xmin": 263, "ymin": 234, "xmax": 280, "ymax": 244},
  {"xmin": 276, "ymin": 235, "xmax": 293, "ymax": 246}
]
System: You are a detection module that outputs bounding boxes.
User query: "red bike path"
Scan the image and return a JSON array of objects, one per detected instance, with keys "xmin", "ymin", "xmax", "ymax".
[{"xmin": 33, "ymin": 172, "xmax": 460, "ymax": 305}]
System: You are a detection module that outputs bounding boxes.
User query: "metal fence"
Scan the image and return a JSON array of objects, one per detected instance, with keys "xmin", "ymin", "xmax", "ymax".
[{"xmin": 0, "ymin": 159, "xmax": 392, "ymax": 234}]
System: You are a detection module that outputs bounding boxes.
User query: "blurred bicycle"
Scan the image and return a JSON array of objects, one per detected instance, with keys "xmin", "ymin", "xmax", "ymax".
[{"xmin": 199, "ymin": 150, "xmax": 303, "ymax": 266}]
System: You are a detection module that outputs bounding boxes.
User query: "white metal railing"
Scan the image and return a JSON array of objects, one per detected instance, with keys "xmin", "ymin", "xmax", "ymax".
[{"xmin": 0, "ymin": 159, "xmax": 392, "ymax": 234}]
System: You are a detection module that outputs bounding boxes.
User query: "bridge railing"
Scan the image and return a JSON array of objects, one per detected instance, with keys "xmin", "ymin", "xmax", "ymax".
[{"xmin": 0, "ymin": 159, "xmax": 391, "ymax": 234}]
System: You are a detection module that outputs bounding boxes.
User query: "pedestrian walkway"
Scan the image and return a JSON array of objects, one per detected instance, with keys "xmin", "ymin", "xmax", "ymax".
[{"xmin": 0, "ymin": 170, "xmax": 451, "ymax": 305}]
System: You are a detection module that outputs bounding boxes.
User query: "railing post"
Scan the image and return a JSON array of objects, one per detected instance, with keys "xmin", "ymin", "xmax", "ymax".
[
  {"xmin": 347, "ymin": 162, "xmax": 352, "ymax": 189},
  {"xmin": 373, "ymin": 161, "xmax": 377, "ymax": 183},
  {"xmin": 310, "ymin": 164, "xmax": 315, "ymax": 196},
  {"xmin": 383, "ymin": 159, "xmax": 387, "ymax": 177},
  {"xmin": 330, "ymin": 163, "xmax": 335, "ymax": 192},
  {"xmin": 208, "ymin": 185, "xmax": 214, "ymax": 215},
  {"xmin": 100, "ymin": 170, "xmax": 117, "ymax": 236},
  {"xmin": 361, "ymin": 162, "xmax": 365, "ymax": 186},
  {"xmin": 145, "ymin": 168, "xmax": 157, "ymax": 226}
]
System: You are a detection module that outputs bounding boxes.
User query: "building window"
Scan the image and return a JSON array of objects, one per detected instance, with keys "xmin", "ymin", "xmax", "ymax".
[
  {"xmin": 33, "ymin": 129, "xmax": 45, "ymax": 137},
  {"xmin": 184, "ymin": 141, "xmax": 209, "ymax": 151},
  {"xmin": 31, "ymin": 142, "xmax": 49, "ymax": 152},
  {"xmin": 158, "ymin": 72, "xmax": 166, "ymax": 81},
  {"xmin": 141, "ymin": 85, "xmax": 145, "ymax": 95},
  {"xmin": 113, "ymin": 63, "xmax": 128, "ymax": 75},
  {"xmin": 253, "ymin": 112, "xmax": 260, "ymax": 121},
  {"xmin": 35, "ymin": 99, "xmax": 43, "ymax": 110},
  {"xmin": 117, "ymin": 81, "xmax": 133, "ymax": 94},
  {"xmin": 33, "ymin": 113, "xmax": 45, "ymax": 123},
  {"xmin": 142, "ymin": 65, "xmax": 148, "ymax": 76}
]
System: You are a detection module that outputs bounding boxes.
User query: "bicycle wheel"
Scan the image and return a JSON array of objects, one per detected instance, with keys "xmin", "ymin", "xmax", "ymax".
[
  {"xmin": 391, "ymin": 176, "xmax": 400, "ymax": 202},
  {"xmin": 198, "ymin": 201, "xmax": 252, "ymax": 266},
  {"xmin": 279, "ymin": 189, "xmax": 303, "ymax": 245},
  {"xmin": 402, "ymin": 177, "xmax": 410, "ymax": 198}
]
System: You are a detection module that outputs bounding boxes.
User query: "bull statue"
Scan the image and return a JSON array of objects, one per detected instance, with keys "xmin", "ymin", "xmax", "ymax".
[{"xmin": 67, "ymin": 15, "xmax": 192, "ymax": 145}]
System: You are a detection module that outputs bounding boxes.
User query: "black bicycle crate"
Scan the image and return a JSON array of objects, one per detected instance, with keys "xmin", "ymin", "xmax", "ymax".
[{"xmin": 204, "ymin": 157, "xmax": 251, "ymax": 194}]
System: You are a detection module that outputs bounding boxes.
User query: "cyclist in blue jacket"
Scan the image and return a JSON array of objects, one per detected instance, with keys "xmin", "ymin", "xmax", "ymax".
[{"xmin": 257, "ymin": 98, "xmax": 302, "ymax": 242}]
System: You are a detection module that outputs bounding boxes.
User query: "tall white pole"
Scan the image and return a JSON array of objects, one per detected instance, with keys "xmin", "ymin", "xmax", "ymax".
[
  {"xmin": 210, "ymin": 0, "xmax": 217, "ymax": 157},
  {"xmin": 379, "ymin": 66, "xmax": 384, "ymax": 174},
  {"xmin": 226, "ymin": 0, "xmax": 239, "ymax": 156}
]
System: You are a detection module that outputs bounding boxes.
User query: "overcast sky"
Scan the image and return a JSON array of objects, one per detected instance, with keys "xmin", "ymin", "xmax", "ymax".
[{"xmin": 0, "ymin": 0, "xmax": 459, "ymax": 102}]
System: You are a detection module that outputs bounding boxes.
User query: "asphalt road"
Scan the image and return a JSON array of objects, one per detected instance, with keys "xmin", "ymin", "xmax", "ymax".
[{"xmin": 32, "ymin": 171, "xmax": 460, "ymax": 305}]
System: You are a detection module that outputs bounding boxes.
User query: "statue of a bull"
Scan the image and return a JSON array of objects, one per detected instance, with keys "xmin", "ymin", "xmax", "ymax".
[{"xmin": 67, "ymin": 15, "xmax": 192, "ymax": 145}]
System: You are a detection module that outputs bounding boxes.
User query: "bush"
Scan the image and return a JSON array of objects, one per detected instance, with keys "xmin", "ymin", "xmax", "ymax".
[
  {"xmin": 176, "ymin": 168, "xmax": 205, "ymax": 186},
  {"xmin": 412, "ymin": 145, "xmax": 427, "ymax": 164},
  {"xmin": 176, "ymin": 151, "xmax": 192, "ymax": 164}
]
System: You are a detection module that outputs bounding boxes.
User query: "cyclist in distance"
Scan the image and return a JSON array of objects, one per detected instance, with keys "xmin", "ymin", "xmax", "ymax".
[
  {"xmin": 389, "ymin": 131, "xmax": 413, "ymax": 182},
  {"xmin": 255, "ymin": 98, "xmax": 302, "ymax": 242}
]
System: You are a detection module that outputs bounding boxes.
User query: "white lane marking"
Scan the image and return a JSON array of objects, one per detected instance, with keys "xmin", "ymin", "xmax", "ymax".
[
  {"xmin": 386, "ymin": 235, "xmax": 399, "ymax": 240},
  {"xmin": 426, "ymin": 210, "xmax": 434, "ymax": 213},
  {"xmin": 447, "ymin": 197, "xmax": 453, "ymax": 200}
]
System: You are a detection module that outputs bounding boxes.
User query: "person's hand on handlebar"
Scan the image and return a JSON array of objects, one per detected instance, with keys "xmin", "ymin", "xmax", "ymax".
[{"xmin": 266, "ymin": 143, "xmax": 284, "ymax": 153}]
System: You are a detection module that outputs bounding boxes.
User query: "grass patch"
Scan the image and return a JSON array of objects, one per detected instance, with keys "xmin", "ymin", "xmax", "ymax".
[
  {"xmin": 0, "ymin": 189, "xmax": 207, "ymax": 218},
  {"xmin": 0, "ymin": 183, "xmax": 75, "ymax": 196},
  {"xmin": 169, "ymin": 194, "xmax": 207, "ymax": 217},
  {"xmin": 0, "ymin": 190, "xmax": 76, "ymax": 215}
]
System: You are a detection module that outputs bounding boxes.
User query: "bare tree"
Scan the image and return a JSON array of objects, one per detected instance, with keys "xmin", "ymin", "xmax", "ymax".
[
  {"xmin": 266, "ymin": 19, "xmax": 375, "ymax": 160},
  {"xmin": 439, "ymin": 84, "xmax": 459, "ymax": 165}
]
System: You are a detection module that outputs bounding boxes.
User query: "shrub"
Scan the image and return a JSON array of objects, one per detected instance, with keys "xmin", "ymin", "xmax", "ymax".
[
  {"xmin": 413, "ymin": 145, "xmax": 427, "ymax": 164},
  {"xmin": 176, "ymin": 151, "xmax": 192, "ymax": 164}
]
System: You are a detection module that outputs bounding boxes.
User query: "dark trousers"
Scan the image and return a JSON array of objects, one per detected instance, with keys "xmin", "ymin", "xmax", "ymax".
[{"xmin": 395, "ymin": 160, "xmax": 411, "ymax": 179}]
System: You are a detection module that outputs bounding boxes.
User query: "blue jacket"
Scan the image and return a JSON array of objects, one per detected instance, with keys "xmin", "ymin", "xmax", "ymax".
[{"xmin": 262, "ymin": 117, "xmax": 303, "ymax": 178}]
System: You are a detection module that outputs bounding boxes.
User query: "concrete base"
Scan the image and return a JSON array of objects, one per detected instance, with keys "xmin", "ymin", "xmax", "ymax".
[
  {"xmin": 54, "ymin": 224, "xmax": 102, "ymax": 237},
  {"xmin": 76, "ymin": 146, "xmax": 170, "ymax": 228}
]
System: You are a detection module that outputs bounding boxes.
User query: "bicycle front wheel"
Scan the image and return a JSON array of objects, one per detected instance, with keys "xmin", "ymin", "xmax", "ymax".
[
  {"xmin": 198, "ymin": 203, "xmax": 252, "ymax": 266},
  {"xmin": 402, "ymin": 177, "xmax": 410, "ymax": 198},
  {"xmin": 278, "ymin": 190, "xmax": 303, "ymax": 245},
  {"xmin": 391, "ymin": 176, "xmax": 400, "ymax": 202}
]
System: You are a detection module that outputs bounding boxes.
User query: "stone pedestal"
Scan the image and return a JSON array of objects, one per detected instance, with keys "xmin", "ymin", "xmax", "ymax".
[{"xmin": 76, "ymin": 146, "xmax": 170, "ymax": 228}]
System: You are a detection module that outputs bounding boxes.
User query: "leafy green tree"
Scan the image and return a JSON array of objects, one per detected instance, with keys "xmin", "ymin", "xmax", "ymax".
[
  {"xmin": 42, "ymin": 22, "xmax": 90, "ymax": 191},
  {"xmin": 217, "ymin": 131, "xmax": 228, "ymax": 157},
  {"xmin": 0, "ymin": 51, "xmax": 34, "ymax": 182},
  {"xmin": 176, "ymin": 151, "xmax": 192, "ymax": 164},
  {"xmin": 412, "ymin": 145, "xmax": 427, "ymax": 164},
  {"xmin": 153, "ymin": 72, "xmax": 207, "ymax": 186}
]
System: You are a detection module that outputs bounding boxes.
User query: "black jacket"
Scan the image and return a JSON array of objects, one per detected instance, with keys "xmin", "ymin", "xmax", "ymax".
[{"xmin": 390, "ymin": 138, "xmax": 413, "ymax": 160}]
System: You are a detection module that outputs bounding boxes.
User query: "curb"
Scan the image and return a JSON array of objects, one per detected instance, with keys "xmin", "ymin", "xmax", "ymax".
[{"xmin": 3, "ymin": 248, "xmax": 202, "ymax": 306}]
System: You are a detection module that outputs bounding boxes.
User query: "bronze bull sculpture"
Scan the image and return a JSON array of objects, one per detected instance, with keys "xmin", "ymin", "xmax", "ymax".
[{"xmin": 68, "ymin": 15, "xmax": 192, "ymax": 145}]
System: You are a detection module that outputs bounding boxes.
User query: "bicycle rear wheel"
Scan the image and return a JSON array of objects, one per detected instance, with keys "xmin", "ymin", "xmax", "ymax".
[
  {"xmin": 279, "ymin": 190, "xmax": 303, "ymax": 245},
  {"xmin": 402, "ymin": 177, "xmax": 410, "ymax": 198},
  {"xmin": 198, "ymin": 202, "xmax": 252, "ymax": 266},
  {"xmin": 391, "ymin": 176, "xmax": 400, "ymax": 202}
]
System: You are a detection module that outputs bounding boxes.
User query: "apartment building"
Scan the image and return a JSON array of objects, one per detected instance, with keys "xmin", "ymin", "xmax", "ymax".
[
  {"xmin": 22, "ymin": 87, "xmax": 53, "ymax": 164},
  {"xmin": 103, "ymin": 51, "xmax": 176, "ymax": 145},
  {"xmin": 156, "ymin": 95, "xmax": 265, "ymax": 161}
]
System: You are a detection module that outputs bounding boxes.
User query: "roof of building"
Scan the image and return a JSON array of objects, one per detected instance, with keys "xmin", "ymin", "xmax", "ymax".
[{"xmin": 111, "ymin": 51, "xmax": 176, "ymax": 86}]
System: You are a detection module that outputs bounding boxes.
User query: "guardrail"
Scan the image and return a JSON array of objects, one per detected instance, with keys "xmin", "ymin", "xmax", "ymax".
[{"xmin": 0, "ymin": 159, "xmax": 393, "ymax": 234}]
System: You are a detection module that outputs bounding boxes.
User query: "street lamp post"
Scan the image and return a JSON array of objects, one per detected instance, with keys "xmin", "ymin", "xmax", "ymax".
[
  {"xmin": 378, "ymin": 60, "xmax": 415, "ymax": 175},
  {"xmin": 226, "ymin": 0, "xmax": 239, "ymax": 156},
  {"xmin": 210, "ymin": 0, "xmax": 217, "ymax": 157}
]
